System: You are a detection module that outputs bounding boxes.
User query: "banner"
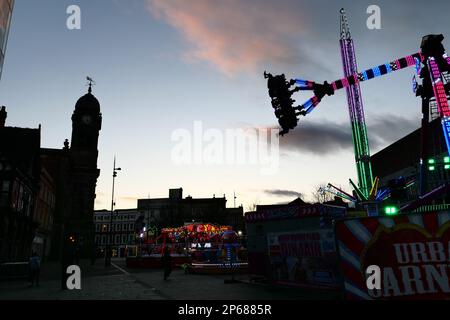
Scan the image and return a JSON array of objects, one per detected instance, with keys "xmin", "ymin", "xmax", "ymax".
[
  {"xmin": 267, "ymin": 230, "xmax": 341, "ymax": 289},
  {"xmin": 246, "ymin": 204, "xmax": 346, "ymax": 222},
  {"xmin": 335, "ymin": 212, "xmax": 450, "ymax": 300}
]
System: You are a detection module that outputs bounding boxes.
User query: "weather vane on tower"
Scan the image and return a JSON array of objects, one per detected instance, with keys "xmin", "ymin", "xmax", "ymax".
[{"xmin": 86, "ymin": 76, "xmax": 95, "ymax": 93}]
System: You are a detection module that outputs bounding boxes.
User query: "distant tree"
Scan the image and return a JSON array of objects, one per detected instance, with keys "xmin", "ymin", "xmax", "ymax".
[
  {"xmin": 246, "ymin": 199, "xmax": 260, "ymax": 212},
  {"xmin": 310, "ymin": 184, "xmax": 335, "ymax": 203}
]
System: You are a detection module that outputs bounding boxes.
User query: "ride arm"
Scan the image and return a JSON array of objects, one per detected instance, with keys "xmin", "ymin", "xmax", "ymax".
[{"xmin": 295, "ymin": 52, "xmax": 423, "ymax": 114}]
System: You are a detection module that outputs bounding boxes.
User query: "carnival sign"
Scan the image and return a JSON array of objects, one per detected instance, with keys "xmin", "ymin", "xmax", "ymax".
[{"xmin": 335, "ymin": 212, "xmax": 450, "ymax": 300}]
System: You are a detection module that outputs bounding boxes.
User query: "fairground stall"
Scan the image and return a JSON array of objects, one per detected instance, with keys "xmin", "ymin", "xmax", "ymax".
[{"xmin": 126, "ymin": 223, "xmax": 248, "ymax": 274}]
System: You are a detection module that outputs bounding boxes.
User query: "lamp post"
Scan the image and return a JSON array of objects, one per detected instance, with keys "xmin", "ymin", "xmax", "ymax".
[{"xmin": 105, "ymin": 156, "xmax": 121, "ymax": 267}]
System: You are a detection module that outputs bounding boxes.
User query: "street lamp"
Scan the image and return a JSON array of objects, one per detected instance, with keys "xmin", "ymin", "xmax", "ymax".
[{"xmin": 105, "ymin": 156, "xmax": 121, "ymax": 267}]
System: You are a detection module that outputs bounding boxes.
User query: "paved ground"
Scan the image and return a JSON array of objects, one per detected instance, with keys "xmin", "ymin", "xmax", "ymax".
[{"xmin": 0, "ymin": 259, "xmax": 340, "ymax": 300}]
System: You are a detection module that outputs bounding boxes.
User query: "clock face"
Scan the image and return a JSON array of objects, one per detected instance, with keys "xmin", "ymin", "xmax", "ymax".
[{"xmin": 82, "ymin": 115, "xmax": 92, "ymax": 125}]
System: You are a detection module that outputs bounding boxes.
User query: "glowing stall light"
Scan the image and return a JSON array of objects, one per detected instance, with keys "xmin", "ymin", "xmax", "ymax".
[
  {"xmin": 384, "ymin": 206, "xmax": 398, "ymax": 216},
  {"xmin": 428, "ymin": 158, "xmax": 436, "ymax": 171}
]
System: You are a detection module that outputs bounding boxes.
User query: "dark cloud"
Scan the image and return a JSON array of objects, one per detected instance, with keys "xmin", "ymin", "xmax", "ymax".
[
  {"xmin": 367, "ymin": 114, "xmax": 419, "ymax": 151},
  {"xmin": 276, "ymin": 114, "xmax": 419, "ymax": 155},
  {"xmin": 264, "ymin": 189, "xmax": 303, "ymax": 198}
]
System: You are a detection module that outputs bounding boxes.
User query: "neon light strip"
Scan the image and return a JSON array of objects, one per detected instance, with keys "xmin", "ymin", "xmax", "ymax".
[
  {"xmin": 414, "ymin": 57, "xmax": 421, "ymax": 75},
  {"xmin": 442, "ymin": 117, "xmax": 450, "ymax": 157},
  {"xmin": 328, "ymin": 183, "xmax": 356, "ymax": 200},
  {"xmin": 295, "ymin": 79, "xmax": 315, "ymax": 88},
  {"xmin": 428, "ymin": 57, "xmax": 450, "ymax": 117},
  {"xmin": 349, "ymin": 178, "xmax": 367, "ymax": 201},
  {"xmin": 297, "ymin": 53, "xmax": 423, "ymax": 113},
  {"xmin": 191, "ymin": 263, "xmax": 248, "ymax": 267},
  {"xmin": 375, "ymin": 189, "xmax": 389, "ymax": 201},
  {"xmin": 330, "ymin": 52, "xmax": 422, "ymax": 91}
]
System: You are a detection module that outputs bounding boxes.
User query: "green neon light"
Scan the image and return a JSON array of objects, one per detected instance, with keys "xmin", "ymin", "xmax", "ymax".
[
  {"xmin": 349, "ymin": 119, "xmax": 373, "ymax": 200},
  {"xmin": 445, "ymin": 164, "xmax": 450, "ymax": 170},
  {"xmin": 444, "ymin": 157, "xmax": 450, "ymax": 163},
  {"xmin": 385, "ymin": 206, "xmax": 398, "ymax": 216},
  {"xmin": 428, "ymin": 159, "xmax": 435, "ymax": 164},
  {"xmin": 428, "ymin": 166, "xmax": 436, "ymax": 171}
]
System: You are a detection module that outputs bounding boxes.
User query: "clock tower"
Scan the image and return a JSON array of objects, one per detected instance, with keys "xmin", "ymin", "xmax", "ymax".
[{"xmin": 68, "ymin": 83, "xmax": 102, "ymax": 256}]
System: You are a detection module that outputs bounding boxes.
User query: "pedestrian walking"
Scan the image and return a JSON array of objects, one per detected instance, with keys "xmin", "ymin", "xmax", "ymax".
[
  {"xmin": 161, "ymin": 246, "xmax": 172, "ymax": 280},
  {"xmin": 29, "ymin": 251, "xmax": 41, "ymax": 287}
]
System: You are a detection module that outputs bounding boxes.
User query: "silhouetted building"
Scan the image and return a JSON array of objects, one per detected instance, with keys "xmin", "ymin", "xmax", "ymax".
[
  {"xmin": 0, "ymin": 0, "xmax": 14, "ymax": 81},
  {"xmin": 137, "ymin": 188, "xmax": 230, "ymax": 229},
  {"xmin": 0, "ymin": 86, "xmax": 102, "ymax": 262},
  {"xmin": 32, "ymin": 157, "xmax": 56, "ymax": 259},
  {"xmin": 65, "ymin": 86, "xmax": 102, "ymax": 257},
  {"xmin": 371, "ymin": 118, "xmax": 449, "ymax": 201},
  {"xmin": 94, "ymin": 208, "xmax": 139, "ymax": 257},
  {"xmin": 224, "ymin": 206, "xmax": 245, "ymax": 233},
  {"xmin": 0, "ymin": 110, "xmax": 40, "ymax": 262}
]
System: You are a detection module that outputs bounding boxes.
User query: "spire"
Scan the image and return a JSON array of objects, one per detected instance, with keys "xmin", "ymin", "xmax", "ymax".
[{"xmin": 340, "ymin": 8, "xmax": 351, "ymax": 40}]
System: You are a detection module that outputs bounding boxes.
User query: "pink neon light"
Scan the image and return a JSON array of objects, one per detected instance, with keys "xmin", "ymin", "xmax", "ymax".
[
  {"xmin": 342, "ymin": 78, "xmax": 349, "ymax": 87},
  {"xmin": 406, "ymin": 55, "xmax": 415, "ymax": 66},
  {"xmin": 429, "ymin": 58, "xmax": 450, "ymax": 117},
  {"xmin": 332, "ymin": 82, "xmax": 337, "ymax": 91},
  {"xmin": 396, "ymin": 60, "xmax": 401, "ymax": 70},
  {"xmin": 353, "ymin": 74, "xmax": 359, "ymax": 84}
]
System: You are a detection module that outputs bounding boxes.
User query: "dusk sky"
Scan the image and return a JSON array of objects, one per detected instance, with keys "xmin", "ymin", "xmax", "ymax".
[{"xmin": 1, "ymin": 0, "xmax": 449, "ymax": 210}]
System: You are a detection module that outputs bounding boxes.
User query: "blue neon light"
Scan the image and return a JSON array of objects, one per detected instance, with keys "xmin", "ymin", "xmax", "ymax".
[
  {"xmin": 362, "ymin": 71, "xmax": 368, "ymax": 81},
  {"xmin": 414, "ymin": 57, "xmax": 421, "ymax": 75},
  {"xmin": 372, "ymin": 67, "xmax": 381, "ymax": 77},
  {"xmin": 384, "ymin": 63, "xmax": 392, "ymax": 74},
  {"xmin": 302, "ymin": 98, "xmax": 315, "ymax": 114},
  {"xmin": 295, "ymin": 79, "xmax": 308, "ymax": 86}
]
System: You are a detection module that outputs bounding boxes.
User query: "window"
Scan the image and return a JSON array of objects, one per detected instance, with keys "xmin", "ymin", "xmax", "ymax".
[
  {"xmin": 101, "ymin": 235, "xmax": 106, "ymax": 245},
  {"xmin": 129, "ymin": 234, "xmax": 134, "ymax": 243},
  {"xmin": 122, "ymin": 235, "xmax": 127, "ymax": 243},
  {"xmin": 116, "ymin": 224, "xmax": 120, "ymax": 232},
  {"xmin": 115, "ymin": 235, "xmax": 120, "ymax": 244},
  {"xmin": 95, "ymin": 224, "xmax": 100, "ymax": 232}
]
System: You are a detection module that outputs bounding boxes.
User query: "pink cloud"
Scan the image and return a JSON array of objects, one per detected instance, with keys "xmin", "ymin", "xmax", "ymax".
[{"xmin": 147, "ymin": 0, "xmax": 305, "ymax": 76}]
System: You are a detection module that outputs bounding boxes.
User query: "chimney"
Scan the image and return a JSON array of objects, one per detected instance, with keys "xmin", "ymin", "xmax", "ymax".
[{"xmin": 0, "ymin": 106, "xmax": 6, "ymax": 128}]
